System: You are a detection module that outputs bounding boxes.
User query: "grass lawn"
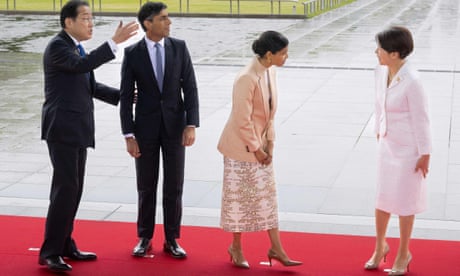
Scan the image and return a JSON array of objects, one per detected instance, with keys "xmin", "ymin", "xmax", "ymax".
[{"xmin": 0, "ymin": 0, "xmax": 355, "ymax": 17}]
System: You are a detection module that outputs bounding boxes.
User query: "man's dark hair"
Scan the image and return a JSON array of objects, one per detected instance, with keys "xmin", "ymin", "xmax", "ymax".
[
  {"xmin": 138, "ymin": 2, "xmax": 167, "ymax": 32},
  {"xmin": 60, "ymin": 0, "xmax": 89, "ymax": 29}
]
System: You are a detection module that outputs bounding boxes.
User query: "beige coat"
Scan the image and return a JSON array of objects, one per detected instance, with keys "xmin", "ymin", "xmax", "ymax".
[{"xmin": 218, "ymin": 57, "xmax": 277, "ymax": 162}]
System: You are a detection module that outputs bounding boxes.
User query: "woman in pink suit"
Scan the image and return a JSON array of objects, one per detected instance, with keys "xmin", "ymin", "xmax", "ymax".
[
  {"xmin": 364, "ymin": 26, "xmax": 432, "ymax": 275},
  {"xmin": 217, "ymin": 31, "xmax": 301, "ymax": 269}
]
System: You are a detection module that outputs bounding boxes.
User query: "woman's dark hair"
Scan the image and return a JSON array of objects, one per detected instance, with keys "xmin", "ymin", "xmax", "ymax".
[
  {"xmin": 60, "ymin": 0, "xmax": 89, "ymax": 29},
  {"xmin": 376, "ymin": 26, "xmax": 414, "ymax": 59},
  {"xmin": 252, "ymin": 30, "xmax": 289, "ymax": 57},
  {"xmin": 138, "ymin": 2, "xmax": 168, "ymax": 31}
]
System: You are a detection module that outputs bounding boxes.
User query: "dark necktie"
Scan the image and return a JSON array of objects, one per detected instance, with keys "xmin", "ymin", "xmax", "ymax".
[
  {"xmin": 77, "ymin": 44, "xmax": 86, "ymax": 57},
  {"xmin": 77, "ymin": 44, "xmax": 90, "ymax": 80},
  {"xmin": 154, "ymin": 43, "xmax": 164, "ymax": 91}
]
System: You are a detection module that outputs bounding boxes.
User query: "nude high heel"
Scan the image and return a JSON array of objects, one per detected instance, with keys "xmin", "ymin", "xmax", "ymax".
[
  {"xmin": 364, "ymin": 243, "xmax": 390, "ymax": 270},
  {"xmin": 388, "ymin": 253, "xmax": 412, "ymax": 275},
  {"xmin": 227, "ymin": 246, "xmax": 249, "ymax": 269},
  {"xmin": 267, "ymin": 249, "xmax": 302, "ymax": 267}
]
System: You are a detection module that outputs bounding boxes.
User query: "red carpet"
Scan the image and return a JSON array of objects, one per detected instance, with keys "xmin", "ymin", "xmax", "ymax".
[{"xmin": 0, "ymin": 215, "xmax": 459, "ymax": 275}]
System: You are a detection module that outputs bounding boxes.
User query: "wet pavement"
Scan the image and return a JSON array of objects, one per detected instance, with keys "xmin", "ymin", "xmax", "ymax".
[{"xmin": 0, "ymin": 0, "xmax": 459, "ymax": 241}]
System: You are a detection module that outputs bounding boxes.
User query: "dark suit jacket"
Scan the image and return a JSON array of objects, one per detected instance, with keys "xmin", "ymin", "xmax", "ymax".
[
  {"xmin": 119, "ymin": 37, "xmax": 199, "ymax": 140},
  {"xmin": 41, "ymin": 30, "xmax": 120, "ymax": 148}
]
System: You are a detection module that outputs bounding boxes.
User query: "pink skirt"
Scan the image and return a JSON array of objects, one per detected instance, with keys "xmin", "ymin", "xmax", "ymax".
[
  {"xmin": 220, "ymin": 157, "xmax": 279, "ymax": 232},
  {"xmin": 375, "ymin": 137, "xmax": 427, "ymax": 216}
]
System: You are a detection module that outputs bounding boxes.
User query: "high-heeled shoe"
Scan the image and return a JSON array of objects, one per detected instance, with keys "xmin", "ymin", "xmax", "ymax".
[
  {"xmin": 227, "ymin": 246, "xmax": 249, "ymax": 269},
  {"xmin": 364, "ymin": 243, "xmax": 390, "ymax": 270},
  {"xmin": 267, "ymin": 249, "xmax": 302, "ymax": 267},
  {"xmin": 388, "ymin": 253, "xmax": 412, "ymax": 275}
]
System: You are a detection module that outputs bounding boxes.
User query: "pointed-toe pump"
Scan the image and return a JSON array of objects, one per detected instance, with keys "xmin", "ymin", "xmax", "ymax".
[
  {"xmin": 267, "ymin": 249, "xmax": 302, "ymax": 267},
  {"xmin": 227, "ymin": 246, "xmax": 250, "ymax": 269}
]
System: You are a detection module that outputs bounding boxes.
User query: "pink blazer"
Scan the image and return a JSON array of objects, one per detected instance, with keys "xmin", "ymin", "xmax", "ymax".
[
  {"xmin": 218, "ymin": 57, "xmax": 277, "ymax": 162},
  {"xmin": 374, "ymin": 62, "xmax": 432, "ymax": 156}
]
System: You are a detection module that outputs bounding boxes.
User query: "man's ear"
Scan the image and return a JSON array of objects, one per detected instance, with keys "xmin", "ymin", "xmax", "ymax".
[
  {"xmin": 143, "ymin": 19, "xmax": 151, "ymax": 30},
  {"xmin": 64, "ymin": 17, "xmax": 73, "ymax": 29}
]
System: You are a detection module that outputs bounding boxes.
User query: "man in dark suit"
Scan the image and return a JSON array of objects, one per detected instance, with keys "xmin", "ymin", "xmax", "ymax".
[
  {"xmin": 39, "ymin": 0, "xmax": 138, "ymax": 272},
  {"xmin": 119, "ymin": 2, "xmax": 199, "ymax": 259}
]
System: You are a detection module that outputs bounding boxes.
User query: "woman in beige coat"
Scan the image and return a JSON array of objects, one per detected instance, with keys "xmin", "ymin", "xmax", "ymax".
[{"xmin": 217, "ymin": 31, "xmax": 301, "ymax": 269}]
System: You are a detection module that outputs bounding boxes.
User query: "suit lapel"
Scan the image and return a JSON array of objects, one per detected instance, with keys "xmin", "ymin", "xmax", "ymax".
[
  {"xmin": 59, "ymin": 31, "xmax": 93, "ymax": 92},
  {"xmin": 139, "ymin": 39, "xmax": 156, "ymax": 81},
  {"xmin": 253, "ymin": 59, "xmax": 270, "ymax": 122},
  {"xmin": 261, "ymin": 71, "xmax": 270, "ymax": 121},
  {"xmin": 388, "ymin": 74, "xmax": 402, "ymax": 89},
  {"xmin": 267, "ymin": 68, "xmax": 276, "ymax": 115},
  {"xmin": 388, "ymin": 62, "xmax": 409, "ymax": 90},
  {"xmin": 59, "ymin": 31, "xmax": 75, "ymax": 48},
  {"xmin": 163, "ymin": 38, "xmax": 173, "ymax": 91},
  {"xmin": 60, "ymin": 31, "xmax": 84, "ymax": 59}
]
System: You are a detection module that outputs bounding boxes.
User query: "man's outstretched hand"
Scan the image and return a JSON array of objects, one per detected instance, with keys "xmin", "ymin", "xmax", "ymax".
[{"xmin": 112, "ymin": 21, "xmax": 139, "ymax": 44}]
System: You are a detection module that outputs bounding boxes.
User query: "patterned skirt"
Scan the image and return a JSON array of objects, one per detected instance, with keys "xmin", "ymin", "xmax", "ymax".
[{"xmin": 220, "ymin": 156, "xmax": 279, "ymax": 232}]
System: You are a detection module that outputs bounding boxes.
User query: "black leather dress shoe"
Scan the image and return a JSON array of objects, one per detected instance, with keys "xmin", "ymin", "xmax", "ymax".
[
  {"xmin": 64, "ymin": 249, "xmax": 97, "ymax": 261},
  {"xmin": 132, "ymin": 238, "xmax": 151, "ymax": 257},
  {"xmin": 163, "ymin": 240, "xmax": 187, "ymax": 259},
  {"xmin": 39, "ymin": 256, "xmax": 72, "ymax": 272}
]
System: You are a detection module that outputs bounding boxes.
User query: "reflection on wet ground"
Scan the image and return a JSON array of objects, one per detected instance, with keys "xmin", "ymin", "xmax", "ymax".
[
  {"xmin": 0, "ymin": 52, "xmax": 41, "ymax": 81},
  {"xmin": 0, "ymin": 15, "xmax": 59, "ymax": 52},
  {"xmin": 0, "ymin": 14, "xmax": 298, "ymax": 152}
]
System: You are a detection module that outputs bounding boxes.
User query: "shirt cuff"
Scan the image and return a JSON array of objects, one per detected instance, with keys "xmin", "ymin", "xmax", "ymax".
[{"xmin": 107, "ymin": 39, "xmax": 118, "ymax": 55}]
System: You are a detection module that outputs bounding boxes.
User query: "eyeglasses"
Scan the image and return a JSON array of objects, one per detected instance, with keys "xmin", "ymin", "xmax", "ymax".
[
  {"xmin": 77, "ymin": 16, "xmax": 95, "ymax": 24},
  {"xmin": 146, "ymin": 14, "xmax": 169, "ymax": 22}
]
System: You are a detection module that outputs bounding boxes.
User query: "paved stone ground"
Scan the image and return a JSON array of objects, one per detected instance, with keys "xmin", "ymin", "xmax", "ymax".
[{"xmin": 0, "ymin": 0, "xmax": 459, "ymax": 241}]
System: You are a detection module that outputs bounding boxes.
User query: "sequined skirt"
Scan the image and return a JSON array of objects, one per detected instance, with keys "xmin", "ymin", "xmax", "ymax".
[{"xmin": 220, "ymin": 156, "xmax": 279, "ymax": 232}]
